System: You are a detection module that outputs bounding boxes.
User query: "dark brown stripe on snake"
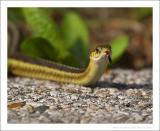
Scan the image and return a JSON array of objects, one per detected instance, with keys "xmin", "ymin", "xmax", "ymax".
[{"xmin": 11, "ymin": 53, "xmax": 86, "ymax": 73}]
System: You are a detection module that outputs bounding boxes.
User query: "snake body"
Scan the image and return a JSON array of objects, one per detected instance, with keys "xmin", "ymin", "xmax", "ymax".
[{"xmin": 8, "ymin": 46, "xmax": 112, "ymax": 86}]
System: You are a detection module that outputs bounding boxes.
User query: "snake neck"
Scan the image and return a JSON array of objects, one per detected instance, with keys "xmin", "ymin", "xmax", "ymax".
[{"xmin": 79, "ymin": 59, "xmax": 108, "ymax": 85}]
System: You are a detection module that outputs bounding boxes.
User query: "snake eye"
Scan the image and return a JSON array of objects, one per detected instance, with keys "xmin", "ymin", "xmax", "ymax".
[{"xmin": 95, "ymin": 48, "xmax": 100, "ymax": 53}]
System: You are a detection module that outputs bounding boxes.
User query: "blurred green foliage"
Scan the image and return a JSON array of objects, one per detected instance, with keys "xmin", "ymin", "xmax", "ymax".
[
  {"xmin": 22, "ymin": 8, "xmax": 89, "ymax": 68},
  {"xmin": 8, "ymin": 8, "xmax": 89, "ymax": 68},
  {"xmin": 132, "ymin": 8, "xmax": 152, "ymax": 20},
  {"xmin": 21, "ymin": 37, "xmax": 55, "ymax": 60},
  {"xmin": 8, "ymin": 8, "xmax": 129, "ymax": 68},
  {"xmin": 111, "ymin": 35, "xmax": 129, "ymax": 63},
  {"xmin": 62, "ymin": 12, "xmax": 89, "ymax": 67}
]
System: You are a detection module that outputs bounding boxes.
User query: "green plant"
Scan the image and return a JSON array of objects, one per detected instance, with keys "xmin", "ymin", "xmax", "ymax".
[
  {"xmin": 8, "ymin": 8, "xmax": 129, "ymax": 68},
  {"xmin": 20, "ymin": 37, "xmax": 56, "ymax": 60},
  {"xmin": 21, "ymin": 8, "xmax": 89, "ymax": 68},
  {"xmin": 110, "ymin": 35, "xmax": 129, "ymax": 63}
]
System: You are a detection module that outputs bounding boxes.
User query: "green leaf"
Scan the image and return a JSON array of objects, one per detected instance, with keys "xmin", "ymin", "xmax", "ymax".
[
  {"xmin": 22, "ymin": 8, "xmax": 65, "ymax": 56},
  {"xmin": 111, "ymin": 35, "xmax": 129, "ymax": 63},
  {"xmin": 20, "ymin": 37, "xmax": 56, "ymax": 61},
  {"xmin": 21, "ymin": 8, "xmax": 89, "ymax": 67},
  {"xmin": 62, "ymin": 11, "xmax": 89, "ymax": 48},
  {"xmin": 62, "ymin": 11, "xmax": 89, "ymax": 67},
  {"xmin": 63, "ymin": 38, "xmax": 89, "ymax": 68}
]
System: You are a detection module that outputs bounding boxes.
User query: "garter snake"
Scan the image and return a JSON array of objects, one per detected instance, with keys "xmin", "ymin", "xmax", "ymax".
[
  {"xmin": 8, "ymin": 46, "xmax": 112, "ymax": 86},
  {"xmin": 8, "ymin": 21, "xmax": 112, "ymax": 86}
]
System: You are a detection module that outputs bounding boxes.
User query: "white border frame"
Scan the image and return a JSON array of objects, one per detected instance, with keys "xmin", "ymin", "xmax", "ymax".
[{"xmin": 1, "ymin": 0, "xmax": 159, "ymax": 131}]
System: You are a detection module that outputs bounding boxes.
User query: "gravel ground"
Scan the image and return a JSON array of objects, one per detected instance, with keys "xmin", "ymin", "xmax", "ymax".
[{"xmin": 8, "ymin": 69, "xmax": 152, "ymax": 123}]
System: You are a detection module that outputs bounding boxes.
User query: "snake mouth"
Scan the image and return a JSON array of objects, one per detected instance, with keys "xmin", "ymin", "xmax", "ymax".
[
  {"xmin": 104, "ymin": 50, "xmax": 112, "ymax": 64},
  {"xmin": 108, "ymin": 55, "xmax": 112, "ymax": 64}
]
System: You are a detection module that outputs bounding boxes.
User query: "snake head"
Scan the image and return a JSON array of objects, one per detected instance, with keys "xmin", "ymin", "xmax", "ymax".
[{"xmin": 90, "ymin": 45, "xmax": 112, "ymax": 64}]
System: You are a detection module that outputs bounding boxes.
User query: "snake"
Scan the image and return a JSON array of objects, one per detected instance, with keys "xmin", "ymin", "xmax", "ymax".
[{"xmin": 8, "ymin": 22, "xmax": 112, "ymax": 86}]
